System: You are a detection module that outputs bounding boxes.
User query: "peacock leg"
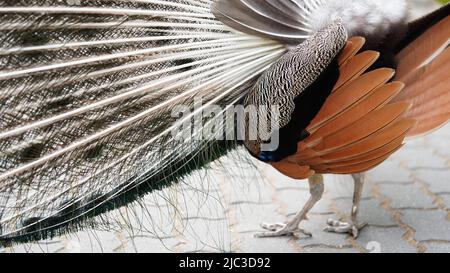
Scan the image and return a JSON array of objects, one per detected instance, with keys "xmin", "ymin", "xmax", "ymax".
[
  {"xmin": 255, "ymin": 174, "xmax": 324, "ymax": 238},
  {"xmin": 324, "ymin": 173, "xmax": 368, "ymax": 238}
]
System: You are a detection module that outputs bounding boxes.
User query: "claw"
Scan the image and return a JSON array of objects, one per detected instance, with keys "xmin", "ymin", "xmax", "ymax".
[
  {"xmin": 255, "ymin": 222, "xmax": 312, "ymax": 238},
  {"xmin": 260, "ymin": 222, "xmax": 285, "ymax": 232},
  {"xmin": 255, "ymin": 175, "xmax": 324, "ymax": 239},
  {"xmin": 324, "ymin": 219, "xmax": 367, "ymax": 238}
]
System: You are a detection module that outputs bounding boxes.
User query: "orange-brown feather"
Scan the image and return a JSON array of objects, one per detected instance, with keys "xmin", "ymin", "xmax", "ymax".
[
  {"xmin": 307, "ymin": 102, "xmax": 411, "ymax": 154},
  {"xmin": 314, "ymin": 119, "xmax": 416, "ymax": 163},
  {"xmin": 392, "ymin": 14, "xmax": 450, "ymax": 137},
  {"xmin": 332, "ymin": 51, "xmax": 381, "ymax": 93},
  {"xmin": 271, "ymin": 12, "xmax": 449, "ymax": 179},
  {"xmin": 395, "ymin": 15, "xmax": 450, "ymax": 80},
  {"xmin": 270, "ymin": 38, "xmax": 416, "ymax": 179},
  {"xmin": 319, "ymin": 152, "xmax": 398, "ymax": 174},
  {"xmin": 338, "ymin": 37, "xmax": 366, "ymax": 66},
  {"xmin": 308, "ymin": 68, "xmax": 395, "ymax": 133}
]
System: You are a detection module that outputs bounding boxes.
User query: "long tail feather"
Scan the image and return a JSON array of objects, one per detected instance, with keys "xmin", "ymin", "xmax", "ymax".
[
  {"xmin": 211, "ymin": 0, "xmax": 314, "ymax": 44},
  {"xmin": 392, "ymin": 11, "xmax": 450, "ymax": 137},
  {"xmin": 211, "ymin": 0, "xmax": 408, "ymax": 49},
  {"xmin": 0, "ymin": 0, "xmax": 285, "ymax": 245}
]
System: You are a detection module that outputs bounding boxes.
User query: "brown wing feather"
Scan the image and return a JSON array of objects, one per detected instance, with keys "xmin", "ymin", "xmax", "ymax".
[
  {"xmin": 271, "ymin": 38, "xmax": 416, "ymax": 179},
  {"xmin": 410, "ymin": 114, "xmax": 450, "ymax": 137},
  {"xmin": 332, "ymin": 51, "xmax": 381, "ymax": 93},
  {"xmin": 308, "ymin": 102, "xmax": 411, "ymax": 154},
  {"xmin": 392, "ymin": 14, "xmax": 450, "ymax": 137},
  {"xmin": 338, "ymin": 37, "xmax": 366, "ymax": 65},
  {"xmin": 315, "ymin": 119, "xmax": 416, "ymax": 163},
  {"xmin": 395, "ymin": 15, "xmax": 450, "ymax": 80},
  {"xmin": 305, "ymin": 82, "xmax": 404, "ymax": 145},
  {"xmin": 319, "ymin": 152, "xmax": 400, "ymax": 174},
  {"xmin": 308, "ymin": 67, "xmax": 394, "ymax": 133},
  {"xmin": 270, "ymin": 162, "xmax": 315, "ymax": 180},
  {"xmin": 320, "ymin": 138, "xmax": 404, "ymax": 168}
]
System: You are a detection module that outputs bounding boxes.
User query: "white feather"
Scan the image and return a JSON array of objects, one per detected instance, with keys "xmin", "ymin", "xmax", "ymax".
[
  {"xmin": 0, "ymin": 0, "xmax": 285, "ymax": 242},
  {"xmin": 308, "ymin": 0, "xmax": 408, "ymax": 46}
]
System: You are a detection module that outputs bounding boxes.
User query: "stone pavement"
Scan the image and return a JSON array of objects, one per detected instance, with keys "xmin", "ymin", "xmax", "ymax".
[
  {"xmin": 3, "ymin": 124, "xmax": 449, "ymax": 254},
  {"xmin": 2, "ymin": 0, "xmax": 448, "ymax": 254}
]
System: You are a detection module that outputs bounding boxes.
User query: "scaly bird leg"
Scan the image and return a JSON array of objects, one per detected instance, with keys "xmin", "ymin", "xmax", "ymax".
[
  {"xmin": 255, "ymin": 174, "xmax": 324, "ymax": 238},
  {"xmin": 324, "ymin": 173, "xmax": 368, "ymax": 238}
]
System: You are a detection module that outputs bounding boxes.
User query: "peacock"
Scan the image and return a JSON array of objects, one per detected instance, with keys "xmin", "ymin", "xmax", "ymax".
[{"xmin": 0, "ymin": 0, "xmax": 448, "ymax": 246}]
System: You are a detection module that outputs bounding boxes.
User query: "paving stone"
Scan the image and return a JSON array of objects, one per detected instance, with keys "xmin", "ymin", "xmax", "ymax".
[
  {"xmin": 356, "ymin": 226, "xmax": 417, "ymax": 253},
  {"xmin": 414, "ymin": 169, "xmax": 450, "ymax": 193},
  {"xmin": 400, "ymin": 210, "xmax": 450, "ymax": 242},
  {"xmin": 438, "ymin": 194, "xmax": 450, "ymax": 209},
  {"xmin": 396, "ymin": 148, "xmax": 448, "ymax": 169},
  {"xmin": 378, "ymin": 183, "xmax": 436, "ymax": 209},
  {"xmin": 276, "ymin": 187, "xmax": 315, "ymax": 214},
  {"xmin": 227, "ymin": 181, "xmax": 277, "ymax": 205},
  {"xmin": 422, "ymin": 242, "xmax": 450, "ymax": 253},
  {"xmin": 175, "ymin": 217, "xmax": 232, "ymax": 253},
  {"xmin": 310, "ymin": 193, "xmax": 335, "ymax": 215},
  {"xmin": 4, "ymin": 240, "xmax": 65, "ymax": 253},
  {"xmin": 326, "ymin": 174, "xmax": 375, "ymax": 200},
  {"xmin": 425, "ymin": 135, "xmax": 450, "ymax": 156},
  {"xmin": 1, "ymin": 0, "xmax": 447, "ymax": 255},
  {"xmin": 402, "ymin": 137, "xmax": 429, "ymax": 149},
  {"xmin": 297, "ymin": 214, "xmax": 355, "ymax": 250},
  {"xmin": 432, "ymin": 125, "xmax": 450, "ymax": 137},
  {"xmin": 334, "ymin": 199, "xmax": 396, "ymax": 226},
  {"xmin": 64, "ymin": 231, "xmax": 123, "ymax": 253},
  {"xmin": 238, "ymin": 236, "xmax": 300, "ymax": 253},
  {"xmin": 120, "ymin": 236, "xmax": 180, "ymax": 253},
  {"xmin": 233, "ymin": 203, "xmax": 284, "ymax": 234},
  {"xmin": 302, "ymin": 246, "xmax": 360, "ymax": 253},
  {"xmin": 366, "ymin": 161, "xmax": 412, "ymax": 183}
]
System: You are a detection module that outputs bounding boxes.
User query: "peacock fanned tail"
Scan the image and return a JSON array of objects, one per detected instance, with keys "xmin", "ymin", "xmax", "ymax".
[
  {"xmin": 0, "ymin": 0, "xmax": 290, "ymax": 245},
  {"xmin": 1, "ymin": 0, "xmax": 449, "ymax": 246}
]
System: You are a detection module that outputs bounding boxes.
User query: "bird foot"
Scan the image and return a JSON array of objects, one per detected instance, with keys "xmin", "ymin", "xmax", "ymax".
[
  {"xmin": 254, "ymin": 222, "xmax": 312, "ymax": 238},
  {"xmin": 323, "ymin": 219, "xmax": 367, "ymax": 238}
]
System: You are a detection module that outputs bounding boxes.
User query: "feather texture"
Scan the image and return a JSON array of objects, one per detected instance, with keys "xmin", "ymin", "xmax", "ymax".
[
  {"xmin": 0, "ymin": 0, "xmax": 285, "ymax": 244},
  {"xmin": 211, "ymin": 0, "xmax": 315, "ymax": 44},
  {"xmin": 392, "ymin": 13, "xmax": 450, "ymax": 137},
  {"xmin": 0, "ymin": 0, "xmax": 448, "ymax": 246},
  {"xmin": 212, "ymin": 0, "xmax": 408, "ymax": 48},
  {"xmin": 271, "ymin": 38, "xmax": 416, "ymax": 178},
  {"xmin": 243, "ymin": 21, "xmax": 347, "ymax": 157}
]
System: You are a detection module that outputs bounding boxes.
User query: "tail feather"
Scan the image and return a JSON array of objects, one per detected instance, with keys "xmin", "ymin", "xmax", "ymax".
[
  {"xmin": 395, "ymin": 3, "xmax": 450, "ymax": 52},
  {"xmin": 392, "ymin": 12, "xmax": 450, "ymax": 137},
  {"xmin": 211, "ymin": 0, "xmax": 315, "ymax": 44},
  {"xmin": 395, "ymin": 14, "xmax": 450, "ymax": 80},
  {"xmin": 1, "ymin": 0, "xmax": 447, "ymax": 246},
  {"xmin": 0, "ymin": 0, "xmax": 285, "ymax": 244}
]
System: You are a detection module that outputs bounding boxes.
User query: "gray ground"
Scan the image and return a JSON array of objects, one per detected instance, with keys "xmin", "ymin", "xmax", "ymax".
[
  {"xmin": 1, "ymin": 0, "xmax": 448, "ymax": 254},
  {"xmin": 3, "ymin": 124, "xmax": 449, "ymax": 253}
]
